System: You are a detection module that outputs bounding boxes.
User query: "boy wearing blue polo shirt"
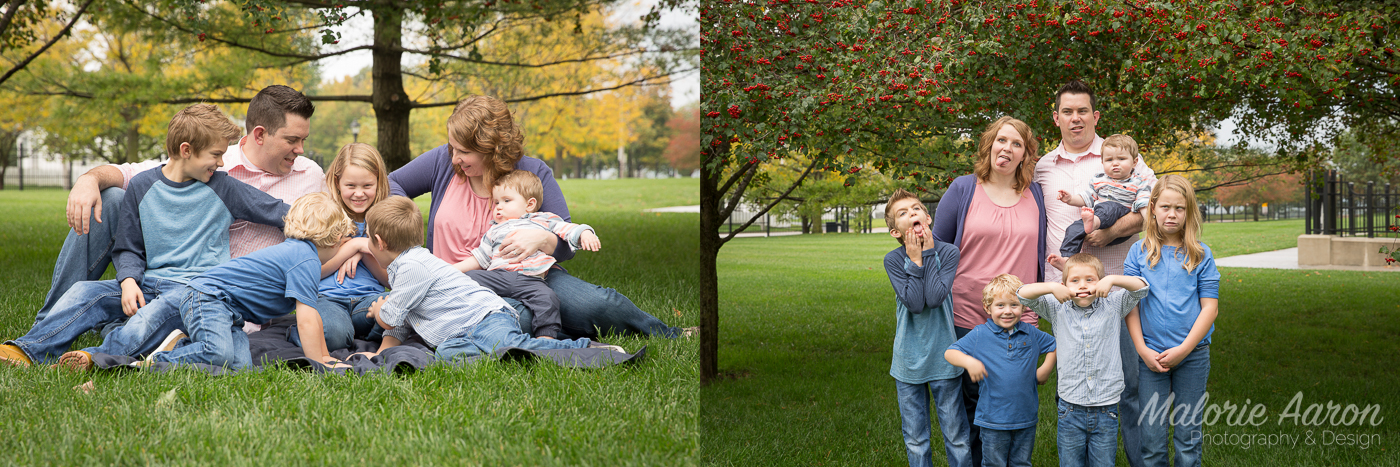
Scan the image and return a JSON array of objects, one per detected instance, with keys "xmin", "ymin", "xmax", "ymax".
[
  {"xmin": 883, "ymin": 189, "xmax": 971, "ymax": 467},
  {"xmin": 1017, "ymin": 253, "xmax": 1149, "ymax": 467},
  {"xmin": 59, "ymin": 192, "xmax": 353, "ymax": 370},
  {"xmin": 945, "ymin": 274, "xmax": 1057, "ymax": 467}
]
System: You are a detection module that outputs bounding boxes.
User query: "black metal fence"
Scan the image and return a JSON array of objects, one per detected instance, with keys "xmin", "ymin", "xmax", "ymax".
[
  {"xmin": 1305, "ymin": 170, "xmax": 1399, "ymax": 237},
  {"xmin": 1199, "ymin": 202, "xmax": 1306, "ymax": 223}
]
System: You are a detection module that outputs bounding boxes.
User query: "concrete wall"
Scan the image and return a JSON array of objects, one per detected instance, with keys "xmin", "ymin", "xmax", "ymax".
[{"xmin": 1298, "ymin": 235, "xmax": 1399, "ymax": 267}]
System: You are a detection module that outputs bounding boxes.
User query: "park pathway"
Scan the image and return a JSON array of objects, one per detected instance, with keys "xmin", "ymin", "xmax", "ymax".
[{"xmin": 1216, "ymin": 248, "xmax": 1399, "ymax": 272}]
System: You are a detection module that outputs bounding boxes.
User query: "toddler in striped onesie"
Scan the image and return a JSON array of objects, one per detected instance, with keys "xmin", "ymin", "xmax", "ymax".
[
  {"xmin": 456, "ymin": 170, "xmax": 600, "ymax": 339},
  {"xmin": 1049, "ymin": 134, "xmax": 1157, "ymax": 272}
]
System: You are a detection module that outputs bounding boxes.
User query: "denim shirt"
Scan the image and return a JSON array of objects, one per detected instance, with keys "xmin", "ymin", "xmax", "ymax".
[
  {"xmin": 948, "ymin": 321, "xmax": 1056, "ymax": 430},
  {"xmin": 1020, "ymin": 285, "xmax": 1150, "ymax": 407}
]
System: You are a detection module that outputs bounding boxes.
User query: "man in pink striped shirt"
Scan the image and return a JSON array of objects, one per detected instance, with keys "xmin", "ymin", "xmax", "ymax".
[
  {"xmin": 1034, "ymin": 79, "xmax": 1154, "ymax": 467},
  {"xmin": 38, "ymin": 85, "xmax": 326, "ymax": 326}
]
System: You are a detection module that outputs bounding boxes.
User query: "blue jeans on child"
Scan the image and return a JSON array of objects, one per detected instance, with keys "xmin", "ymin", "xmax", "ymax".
[
  {"xmin": 153, "ymin": 289, "xmax": 252, "ymax": 369},
  {"xmin": 1057, "ymin": 398, "xmax": 1119, "ymax": 467},
  {"xmin": 82, "ymin": 285, "xmax": 190, "ymax": 359},
  {"xmin": 434, "ymin": 308, "xmax": 592, "ymax": 361},
  {"xmin": 980, "ymin": 426, "xmax": 1035, "ymax": 467},
  {"xmin": 288, "ymin": 293, "xmax": 389, "ymax": 351},
  {"xmin": 1119, "ymin": 322, "xmax": 1145, "ymax": 467},
  {"xmin": 1138, "ymin": 345, "xmax": 1210, "ymax": 467},
  {"xmin": 35, "ymin": 187, "xmax": 125, "ymax": 324},
  {"xmin": 953, "ymin": 326, "xmax": 983, "ymax": 467},
  {"xmin": 8, "ymin": 275, "xmax": 181, "ymax": 362},
  {"xmin": 895, "ymin": 379, "xmax": 972, "ymax": 467}
]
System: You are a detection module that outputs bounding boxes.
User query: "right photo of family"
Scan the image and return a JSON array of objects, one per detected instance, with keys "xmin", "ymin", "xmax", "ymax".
[{"xmin": 701, "ymin": 2, "xmax": 1398, "ymax": 466}]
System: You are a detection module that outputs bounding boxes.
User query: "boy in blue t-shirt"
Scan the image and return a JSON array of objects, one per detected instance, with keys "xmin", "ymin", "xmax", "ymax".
[
  {"xmin": 59, "ymin": 192, "xmax": 354, "ymax": 370},
  {"xmin": 945, "ymin": 274, "xmax": 1057, "ymax": 467},
  {"xmin": 0, "ymin": 104, "xmax": 287, "ymax": 366},
  {"xmin": 882, "ymin": 189, "xmax": 972, "ymax": 467}
]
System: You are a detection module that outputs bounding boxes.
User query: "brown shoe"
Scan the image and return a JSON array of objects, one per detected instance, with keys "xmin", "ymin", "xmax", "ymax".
[
  {"xmin": 0, "ymin": 344, "xmax": 32, "ymax": 368},
  {"xmin": 57, "ymin": 351, "xmax": 94, "ymax": 371}
]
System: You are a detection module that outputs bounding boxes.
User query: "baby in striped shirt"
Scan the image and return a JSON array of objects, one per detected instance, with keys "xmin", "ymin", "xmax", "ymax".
[
  {"xmin": 1049, "ymin": 134, "xmax": 1157, "ymax": 272},
  {"xmin": 458, "ymin": 170, "xmax": 600, "ymax": 339}
]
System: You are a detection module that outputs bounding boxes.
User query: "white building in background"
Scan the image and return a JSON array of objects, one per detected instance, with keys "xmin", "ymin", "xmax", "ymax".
[{"xmin": 2, "ymin": 131, "xmax": 146, "ymax": 189}]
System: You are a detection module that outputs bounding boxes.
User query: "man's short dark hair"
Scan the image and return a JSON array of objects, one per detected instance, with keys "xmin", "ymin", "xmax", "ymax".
[
  {"xmin": 246, "ymin": 85, "xmax": 315, "ymax": 135},
  {"xmin": 1055, "ymin": 80, "xmax": 1097, "ymax": 112}
]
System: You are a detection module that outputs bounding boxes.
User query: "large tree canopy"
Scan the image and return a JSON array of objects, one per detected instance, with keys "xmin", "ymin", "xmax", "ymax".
[{"xmin": 699, "ymin": 0, "xmax": 1397, "ymax": 383}]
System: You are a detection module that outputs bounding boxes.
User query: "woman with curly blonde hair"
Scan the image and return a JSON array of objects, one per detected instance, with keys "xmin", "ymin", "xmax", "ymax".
[{"xmin": 387, "ymin": 96, "xmax": 686, "ymax": 340}]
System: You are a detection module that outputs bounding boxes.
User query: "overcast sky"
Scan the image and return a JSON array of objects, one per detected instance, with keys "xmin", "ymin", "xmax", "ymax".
[{"xmin": 315, "ymin": 1, "xmax": 698, "ymax": 109}]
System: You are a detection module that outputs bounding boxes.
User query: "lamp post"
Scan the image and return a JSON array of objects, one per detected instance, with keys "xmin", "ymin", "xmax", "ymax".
[{"xmin": 350, "ymin": 119, "xmax": 361, "ymax": 143}]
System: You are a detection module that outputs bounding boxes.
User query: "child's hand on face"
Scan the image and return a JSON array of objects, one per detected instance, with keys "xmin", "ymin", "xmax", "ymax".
[
  {"xmin": 1048, "ymin": 283, "xmax": 1076, "ymax": 303},
  {"xmin": 902, "ymin": 228, "xmax": 928, "ymax": 263},
  {"xmin": 579, "ymin": 231, "xmax": 601, "ymax": 251},
  {"xmin": 1092, "ymin": 278, "xmax": 1116, "ymax": 298},
  {"xmin": 964, "ymin": 358, "xmax": 988, "ymax": 382}
]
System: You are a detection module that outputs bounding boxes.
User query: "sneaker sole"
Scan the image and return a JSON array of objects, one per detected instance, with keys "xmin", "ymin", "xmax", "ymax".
[
  {"xmin": 155, "ymin": 330, "xmax": 187, "ymax": 353},
  {"xmin": 57, "ymin": 352, "xmax": 93, "ymax": 371}
]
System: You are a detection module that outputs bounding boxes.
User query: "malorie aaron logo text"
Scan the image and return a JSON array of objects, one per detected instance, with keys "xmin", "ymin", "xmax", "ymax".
[
  {"xmin": 1138, "ymin": 391, "xmax": 1383, "ymax": 428},
  {"xmin": 1138, "ymin": 391, "xmax": 1385, "ymax": 450}
]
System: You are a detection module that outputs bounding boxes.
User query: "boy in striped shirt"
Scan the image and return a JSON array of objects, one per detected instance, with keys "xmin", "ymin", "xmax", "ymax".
[
  {"xmin": 453, "ymin": 170, "xmax": 600, "ymax": 339},
  {"xmin": 358, "ymin": 196, "xmax": 619, "ymax": 362},
  {"xmin": 1048, "ymin": 134, "xmax": 1156, "ymax": 272}
]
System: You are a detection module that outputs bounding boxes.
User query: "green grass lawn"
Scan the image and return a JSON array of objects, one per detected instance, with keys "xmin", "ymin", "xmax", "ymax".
[
  {"xmin": 0, "ymin": 179, "xmax": 698, "ymax": 465},
  {"xmin": 702, "ymin": 231, "xmax": 1400, "ymax": 466}
]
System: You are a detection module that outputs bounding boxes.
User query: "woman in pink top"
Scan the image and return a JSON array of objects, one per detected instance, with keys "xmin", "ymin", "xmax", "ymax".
[
  {"xmin": 929, "ymin": 116, "xmax": 1048, "ymax": 465},
  {"xmin": 388, "ymin": 96, "xmax": 686, "ymax": 340}
]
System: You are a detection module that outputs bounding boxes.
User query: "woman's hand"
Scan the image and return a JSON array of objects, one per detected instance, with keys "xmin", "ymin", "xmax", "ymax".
[{"xmin": 499, "ymin": 229, "xmax": 556, "ymax": 263}]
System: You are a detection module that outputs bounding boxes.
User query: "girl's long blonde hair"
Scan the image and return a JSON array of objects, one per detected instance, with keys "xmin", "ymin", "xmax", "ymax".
[
  {"xmin": 326, "ymin": 143, "xmax": 390, "ymax": 222},
  {"xmin": 973, "ymin": 116, "xmax": 1039, "ymax": 194},
  {"xmin": 1143, "ymin": 174, "xmax": 1205, "ymax": 272}
]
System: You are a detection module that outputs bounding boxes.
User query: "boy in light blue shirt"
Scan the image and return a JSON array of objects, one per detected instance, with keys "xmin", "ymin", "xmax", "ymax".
[
  {"xmin": 0, "ymin": 104, "xmax": 287, "ymax": 366},
  {"xmin": 945, "ymin": 274, "xmax": 1057, "ymax": 467},
  {"xmin": 1017, "ymin": 253, "xmax": 1149, "ymax": 467},
  {"xmin": 882, "ymin": 189, "xmax": 971, "ymax": 467}
]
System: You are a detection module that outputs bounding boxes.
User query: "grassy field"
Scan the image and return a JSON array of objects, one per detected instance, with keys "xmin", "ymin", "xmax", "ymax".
[
  {"xmin": 702, "ymin": 224, "xmax": 1400, "ymax": 466},
  {"xmin": 0, "ymin": 179, "xmax": 698, "ymax": 465}
]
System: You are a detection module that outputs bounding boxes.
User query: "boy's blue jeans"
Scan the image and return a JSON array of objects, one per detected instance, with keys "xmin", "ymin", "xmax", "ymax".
[
  {"xmin": 8, "ymin": 276, "xmax": 181, "ymax": 363},
  {"xmin": 980, "ymin": 426, "xmax": 1035, "ymax": 467},
  {"xmin": 1057, "ymin": 398, "xmax": 1119, "ymax": 467},
  {"xmin": 434, "ymin": 308, "xmax": 592, "ymax": 361},
  {"xmin": 288, "ymin": 293, "xmax": 389, "ymax": 351},
  {"xmin": 1138, "ymin": 345, "xmax": 1210, "ymax": 467},
  {"xmin": 895, "ymin": 378, "xmax": 972, "ymax": 467},
  {"xmin": 83, "ymin": 285, "xmax": 190, "ymax": 359},
  {"xmin": 35, "ymin": 187, "xmax": 125, "ymax": 324},
  {"xmin": 153, "ymin": 289, "xmax": 252, "ymax": 369}
]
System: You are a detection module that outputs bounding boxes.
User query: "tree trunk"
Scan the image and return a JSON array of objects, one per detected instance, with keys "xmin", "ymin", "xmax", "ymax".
[
  {"xmin": 124, "ymin": 123, "xmax": 140, "ymax": 163},
  {"xmin": 371, "ymin": 5, "xmax": 413, "ymax": 171},
  {"xmin": 1253, "ymin": 203, "xmax": 1260, "ymax": 222},
  {"xmin": 699, "ymin": 149, "xmax": 722, "ymax": 385}
]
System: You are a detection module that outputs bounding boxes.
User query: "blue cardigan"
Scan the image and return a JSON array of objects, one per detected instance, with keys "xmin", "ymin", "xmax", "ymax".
[{"xmin": 929, "ymin": 174, "xmax": 1047, "ymax": 282}]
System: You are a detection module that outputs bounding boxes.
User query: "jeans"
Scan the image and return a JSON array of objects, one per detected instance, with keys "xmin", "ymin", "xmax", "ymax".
[
  {"xmin": 1057, "ymin": 398, "xmax": 1119, "ymax": 467},
  {"xmin": 896, "ymin": 378, "xmax": 973, "ymax": 467},
  {"xmin": 543, "ymin": 268, "xmax": 680, "ymax": 339},
  {"xmin": 36, "ymin": 187, "xmax": 125, "ymax": 324},
  {"xmin": 83, "ymin": 285, "xmax": 190, "ymax": 358},
  {"xmin": 8, "ymin": 276, "xmax": 180, "ymax": 363},
  {"xmin": 466, "ymin": 269, "xmax": 561, "ymax": 338},
  {"xmin": 954, "ymin": 326, "xmax": 983, "ymax": 467},
  {"xmin": 979, "ymin": 426, "xmax": 1035, "ymax": 467},
  {"xmin": 434, "ymin": 309, "xmax": 591, "ymax": 361},
  {"xmin": 154, "ymin": 289, "xmax": 252, "ymax": 369},
  {"xmin": 1138, "ymin": 345, "xmax": 1210, "ymax": 467},
  {"xmin": 1119, "ymin": 322, "xmax": 1145, "ymax": 467},
  {"xmin": 289, "ymin": 293, "xmax": 389, "ymax": 351}
]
